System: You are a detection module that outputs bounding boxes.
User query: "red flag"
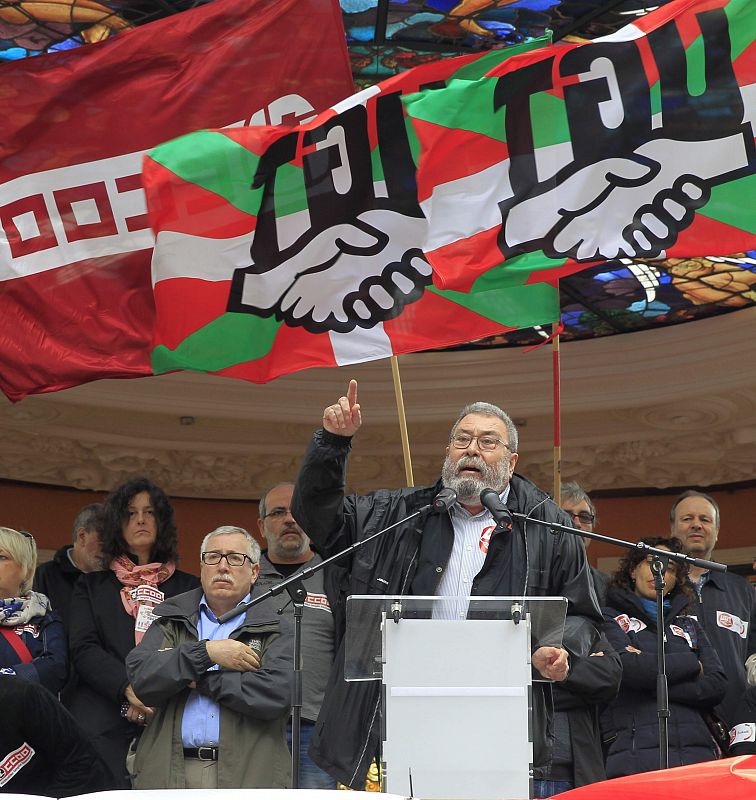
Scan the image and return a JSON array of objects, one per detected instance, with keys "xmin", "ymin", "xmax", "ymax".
[{"xmin": 0, "ymin": 0, "xmax": 353, "ymax": 401}]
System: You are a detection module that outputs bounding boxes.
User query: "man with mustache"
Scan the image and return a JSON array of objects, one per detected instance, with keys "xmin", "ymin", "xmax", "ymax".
[
  {"xmin": 125, "ymin": 526, "xmax": 293, "ymax": 789},
  {"xmin": 255, "ymin": 482, "xmax": 339, "ymax": 789},
  {"xmin": 292, "ymin": 380, "xmax": 602, "ymax": 794}
]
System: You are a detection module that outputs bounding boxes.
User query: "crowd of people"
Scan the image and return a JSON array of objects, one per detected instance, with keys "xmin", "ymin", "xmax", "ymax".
[{"xmin": 1, "ymin": 379, "xmax": 754, "ymax": 795}]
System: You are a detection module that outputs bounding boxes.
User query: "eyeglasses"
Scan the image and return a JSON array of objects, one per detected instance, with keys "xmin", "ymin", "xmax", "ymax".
[
  {"xmin": 450, "ymin": 434, "xmax": 510, "ymax": 452},
  {"xmin": 263, "ymin": 507, "xmax": 293, "ymax": 520},
  {"xmin": 201, "ymin": 551, "xmax": 253, "ymax": 567},
  {"xmin": 570, "ymin": 512, "xmax": 595, "ymax": 525}
]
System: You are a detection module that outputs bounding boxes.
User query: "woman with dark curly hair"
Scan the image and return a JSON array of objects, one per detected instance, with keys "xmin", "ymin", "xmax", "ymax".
[
  {"xmin": 69, "ymin": 477, "xmax": 199, "ymax": 788},
  {"xmin": 600, "ymin": 536, "xmax": 727, "ymax": 778}
]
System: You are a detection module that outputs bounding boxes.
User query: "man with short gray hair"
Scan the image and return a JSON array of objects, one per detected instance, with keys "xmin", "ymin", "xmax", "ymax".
[
  {"xmin": 560, "ymin": 482, "xmax": 609, "ymax": 605},
  {"xmin": 293, "ymin": 380, "xmax": 601, "ymax": 792},
  {"xmin": 126, "ymin": 525, "xmax": 293, "ymax": 789},
  {"xmin": 34, "ymin": 503, "xmax": 104, "ymax": 631}
]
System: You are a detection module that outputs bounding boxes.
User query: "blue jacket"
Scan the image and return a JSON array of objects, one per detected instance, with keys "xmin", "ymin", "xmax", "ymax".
[
  {"xmin": 601, "ymin": 586, "xmax": 726, "ymax": 778},
  {"xmin": 0, "ymin": 606, "xmax": 67, "ymax": 694}
]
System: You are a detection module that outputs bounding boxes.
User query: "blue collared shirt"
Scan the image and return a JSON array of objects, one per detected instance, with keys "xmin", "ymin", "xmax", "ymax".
[{"xmin": 181, "ymin": 593, "xmax": 250, "ymax": 748}]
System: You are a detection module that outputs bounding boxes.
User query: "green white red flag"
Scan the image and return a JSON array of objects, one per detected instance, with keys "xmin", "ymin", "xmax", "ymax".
[
  {"xmin": 405, "ymin": 0, "xmax": 756, "ymax": 289},
  {"xmin": 146, "ymin": 0, "xmax": 754, "ymax": 384},
  {"xmin": 145, "ymin": 38, "xmax": 563, "ymax": 382}
]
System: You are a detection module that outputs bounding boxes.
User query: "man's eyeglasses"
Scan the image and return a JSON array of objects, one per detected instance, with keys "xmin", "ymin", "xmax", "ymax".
[
  {"xmin": 263, "ymin": 508, "xmax": 293, "ymax": 520},
  {"xmin": 201, "ymin": 551, "xmax": 253, "ymax": 567},
  {"xmin": 450, "ymin": 434, "xmax": 510, "ymax": 452},
  {"xmin": 570, "ymin": 512, "xmax": 595, "ymax": 525}
]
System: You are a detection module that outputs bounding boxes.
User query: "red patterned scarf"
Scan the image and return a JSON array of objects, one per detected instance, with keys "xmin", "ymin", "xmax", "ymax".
[{"xmin": 111, "ymin": 555, "xmax": 176, "ymax": 643}]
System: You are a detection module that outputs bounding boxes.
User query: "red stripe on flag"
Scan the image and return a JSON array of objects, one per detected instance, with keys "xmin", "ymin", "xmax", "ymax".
[
  {"xmin": 144, "ymin": 159, "xmax": 256, "ymax": 239},
  {"xmin": 666, "ymin": 211, "xmax": 756, "ymax": 258},
  {"xmin": 0, "ymin": 255, "xmax": 154, "ymax": 401},
  {"xmin": 524, "ymin": 260, "xmax": 599, "ymax": 285},
  {"xmin": 733, "ymin": 39, "xmax": 756, "ymax": 85},
  {"xmin": 214, "ymin": 322, "xmax": 337, "ymax": 383},
  {"xmin": 152, "ymin": 278, "xmax": 231, "ymax": 350},
  {"xmin": 414, "ymin": 120, "xmax": 509, "ymax": 204},
  {"xmin": 426, "ymin": 227, "xmax": 503, "ymax": 291},
  {"xmin": 384, "ymin": 289, "xmax": 515, "ymax": 354}
]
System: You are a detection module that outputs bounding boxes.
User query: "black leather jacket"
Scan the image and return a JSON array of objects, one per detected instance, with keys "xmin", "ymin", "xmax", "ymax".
[{"xmin": 292, "ymin": 428, "xmax": 602, "ymax": 787}]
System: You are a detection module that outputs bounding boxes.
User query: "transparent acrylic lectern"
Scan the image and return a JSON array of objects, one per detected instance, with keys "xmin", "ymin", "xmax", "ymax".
[{"xmin": 345, "ymin": 596, "xmax": 568, "ymax": 800}]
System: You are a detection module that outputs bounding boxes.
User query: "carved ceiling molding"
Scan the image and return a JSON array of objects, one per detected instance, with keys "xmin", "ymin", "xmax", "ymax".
[
  {"xmin": 0, "ymin": 422, "xmax": 753, "ymax": 499},
  {"xmin": 1, "ymin": 308, "xmax": 754, "ymax": 498}
]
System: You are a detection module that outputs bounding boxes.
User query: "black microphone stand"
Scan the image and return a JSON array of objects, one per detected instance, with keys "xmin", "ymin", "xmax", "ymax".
[
  {"xmin": 217, "ymin": 491, "xmax": 455, "ymax": 788},
  {"xmin": 507, "ymin": 509, "xmax": 726, "ymax": 772}
]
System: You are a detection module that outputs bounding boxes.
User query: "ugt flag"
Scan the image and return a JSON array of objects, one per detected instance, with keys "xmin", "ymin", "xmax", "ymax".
[
  {"xmin": 405, "ymin": 0, "xmax": 756, "ymax": 289},
  {"xmin": 145, "ymin": 39, "xmax": 563, "ymax": 384},
  {"xmin": 0, "ymin": 0, "xmax": 353, "ymax": 402}
]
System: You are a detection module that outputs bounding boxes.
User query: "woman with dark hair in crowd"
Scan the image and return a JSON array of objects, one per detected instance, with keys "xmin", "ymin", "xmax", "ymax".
[
  {"xmin": 600, "ymin": 536, "xmax": 727, "ymax": 778},
  {"xmin": 0, "ymin": 527, "xmax": 67, "ymax": 694},
  {"xmin": 69, "ymin": 477, "xmax": 199, "ymax": 788}
]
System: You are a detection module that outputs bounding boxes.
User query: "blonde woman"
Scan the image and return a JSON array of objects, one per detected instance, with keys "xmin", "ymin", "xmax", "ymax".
[{"xmin": 0, "ymin": 527, "xmax": 67, "ymax": 693}]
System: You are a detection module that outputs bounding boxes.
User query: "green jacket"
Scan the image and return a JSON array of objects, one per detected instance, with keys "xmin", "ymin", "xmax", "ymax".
[{"xmin": 125, "ymin": 587, "xmax": 293, "ymax": 788}]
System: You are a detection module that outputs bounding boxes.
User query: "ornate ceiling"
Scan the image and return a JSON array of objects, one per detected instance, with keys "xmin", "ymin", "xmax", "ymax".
[{"xmin": 1, "ymin": 305, "xmax": 753, "ymax": 499}]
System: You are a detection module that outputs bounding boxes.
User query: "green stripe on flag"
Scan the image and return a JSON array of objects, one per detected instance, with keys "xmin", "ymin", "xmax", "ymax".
[
  {"xmin": 725, "ymin": 0, "xmax": 756, "ymax": 60},
  {"xmin": 430, "ymin": 280, "xmax": 559, "ymax": 329},
  {"xmin": 149, "ymin": 130, "xmax": 265, "ymax": 216},
  {"xmin": 151, "ymin": 312, "xmax": 281, "ymax": 374},
  {"xmin": 699, "ymin": 173, "xmax": 756, "ymax": 233},
  {"xmin": 530, "ymin": 91, "xmax": 571, "ymax": 150},
  {"xmin": 405, "ymin": 77, "xmax": 507, "ymax": 143},
  {"xmin": 274, "ymin": 162, "xmax": 309, "ymax": 218}
]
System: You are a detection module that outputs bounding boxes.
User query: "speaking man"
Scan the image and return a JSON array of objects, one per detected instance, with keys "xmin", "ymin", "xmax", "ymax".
[
  {"xmin": 126, "ymin": 525, "xmax": 293, "ymax": 789},
  {"xmin": 292, "ymin": 380, "xmax": 601, "ymax": 792}
]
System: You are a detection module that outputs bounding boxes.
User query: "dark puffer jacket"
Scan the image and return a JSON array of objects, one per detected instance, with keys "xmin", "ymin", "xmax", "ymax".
[{"xmin": 601, "ymin": 587, "xmax": 726, "ymax": 778}]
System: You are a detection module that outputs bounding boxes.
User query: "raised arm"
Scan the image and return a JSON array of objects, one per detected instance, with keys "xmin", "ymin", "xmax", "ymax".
[{"xmin": 292, "ymin": 380, "xmax": 361, "ymax": 555}]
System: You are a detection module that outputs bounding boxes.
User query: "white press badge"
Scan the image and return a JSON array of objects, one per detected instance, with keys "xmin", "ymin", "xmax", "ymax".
[
  {"xmin": 614, "ymin": 614, "xmax": 647, "ymax": 634},
  {"xmin": 716, "ymin": 610, "xmax": 748, "ymax": 639},
  {"xmin": 669, "ymin": 624, "xmax": 694, "ymax": 649},
  {"xmin": 132, "ymin": 584, "xmax": 165, "ymax": 633},
  {"xmin": 730, "ymin": 723, "xmax": 756, "ymax": 747}
]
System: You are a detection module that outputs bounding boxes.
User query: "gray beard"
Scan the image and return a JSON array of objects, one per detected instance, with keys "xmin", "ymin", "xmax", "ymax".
[{"xmin": 441, "ymin": 454, "xmax": 509, "ymax": 505}]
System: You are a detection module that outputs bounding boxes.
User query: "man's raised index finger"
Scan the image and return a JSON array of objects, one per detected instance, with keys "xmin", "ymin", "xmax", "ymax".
[{"xmin": 347, "ymin": 379, "xmax": 358, "ymax": 408}]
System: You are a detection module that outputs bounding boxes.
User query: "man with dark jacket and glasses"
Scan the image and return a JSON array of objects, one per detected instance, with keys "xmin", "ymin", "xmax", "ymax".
[
  {"xmin": 126, "ymin": 525, "xmax": 293, "ymax": 789},
  {"xmin": 292, "ymin": 380, "xmax": 603, "ymax": 795}
]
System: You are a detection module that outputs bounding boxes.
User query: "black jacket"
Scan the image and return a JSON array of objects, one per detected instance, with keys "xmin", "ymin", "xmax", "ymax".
[
  {"xmin": 728, "ymin": 684, "xmax": 756, "ymax": 756},
  {"xmin": 0, "ymin": 606, "xmax": 67, "ymax": 695},
  {"xmin": 549, "ymin": 617, "xmax": 622, "ymax": 787},
  {"xmin": 601, "ymin": 587, "xmax": 727, "ymax": 778},
  {"xmin": 0, "ymin": 675, "xmax": 111, "ymax": 796},
  {"xmin": 33, "ymin": 546, "xmax": 82, "ymax": 632},
  {"xmin": 292, "ymin": 428, "xmax": 601, "ymax": 788},
  {"xmin": 687, "ymin": 570, "xmax": 756, "ymax": 728},
  {"xmin": 68, "ymin": 568, "xmax": 200, "ymax": 788}
]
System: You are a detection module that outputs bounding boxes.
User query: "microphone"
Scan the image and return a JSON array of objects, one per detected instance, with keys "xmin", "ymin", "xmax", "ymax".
[
  {"xmin": 432, "ymin": 488, "xmax": 457, "ymax": 513},
  {"xmin": 480, "ymin": 488, "xmax": 513, "ymax": 532}
]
